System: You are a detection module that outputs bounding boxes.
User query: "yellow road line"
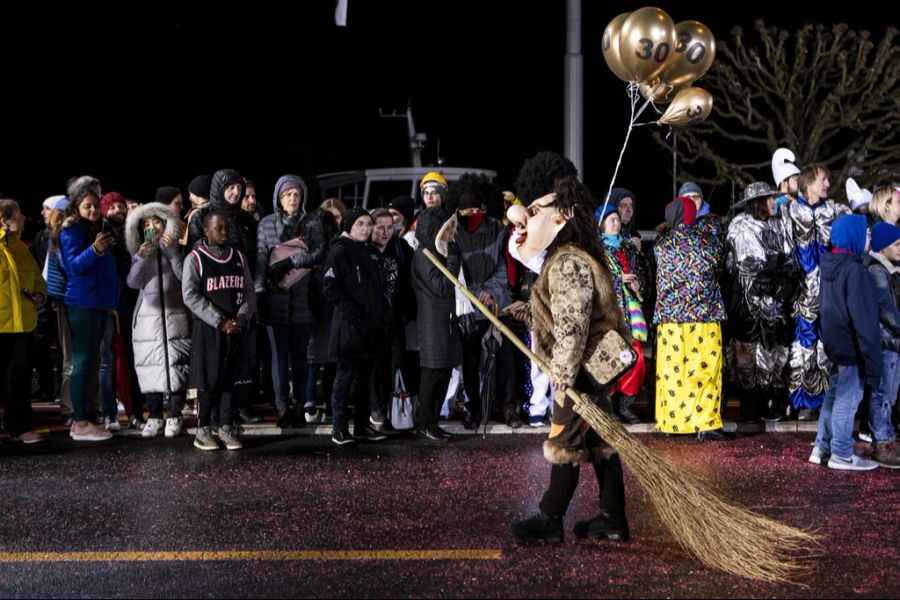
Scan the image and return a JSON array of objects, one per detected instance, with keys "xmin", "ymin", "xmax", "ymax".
[{"xmin": 0, "ymin": 549, "xmax": 502, "ymax": 563}]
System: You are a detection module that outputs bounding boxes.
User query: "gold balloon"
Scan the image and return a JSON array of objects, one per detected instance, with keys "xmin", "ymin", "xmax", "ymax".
[
  {"xmin": 659, "ymin": 20, "xmax": 717, "ymax": 88},
  {"xmin": 618, "ymin": 7, "xmax": 677, "ymax": 84},
  {"xmin": 602, "ymin": 12, "xmax": 632, "ymax": 82},
  {"xmin": 639, "ymin": 78, "xmax": 686, "ymax": 104},
  {"xmin": 658, "ymin": 87, "xmax": 713, "ymax": 126}
]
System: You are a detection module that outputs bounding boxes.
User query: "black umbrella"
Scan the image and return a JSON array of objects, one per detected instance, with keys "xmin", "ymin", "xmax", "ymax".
[{"xmin": 478, "ymin": 323, "xmax": 503, "ymax": 436}]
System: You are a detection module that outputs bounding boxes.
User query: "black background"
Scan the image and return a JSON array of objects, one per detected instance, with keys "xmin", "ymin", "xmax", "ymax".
[{"xmin": 0, "ymin": 1, "xmax": 890, "ymax": 228}]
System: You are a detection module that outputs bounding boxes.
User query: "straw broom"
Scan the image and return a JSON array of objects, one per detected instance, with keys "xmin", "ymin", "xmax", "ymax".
[{"xmin": 423, "ymin": 248, "xmax": 818, "ymax": 583}]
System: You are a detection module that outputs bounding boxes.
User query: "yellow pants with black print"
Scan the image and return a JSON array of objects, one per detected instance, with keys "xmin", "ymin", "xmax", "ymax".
[{"xmin": 655, "ymin": 322, "xmax": 723, "ymax": 434}]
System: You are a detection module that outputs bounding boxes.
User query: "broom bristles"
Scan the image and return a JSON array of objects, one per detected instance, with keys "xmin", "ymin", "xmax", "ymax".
[{"xmin": 574, "ymin": 392, "xmax": 820, "ymax": 584}]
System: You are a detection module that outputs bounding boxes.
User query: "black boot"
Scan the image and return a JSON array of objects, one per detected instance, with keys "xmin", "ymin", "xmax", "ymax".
[
  {"xmin": 276, "ymin": 407, "xmax": 293, "ymax": 429},
  {"xmin": 510, "ymin": 512, "xmax": 564, "ymax": 544},
  {"xmin": 573, "ymin": 510, "xmax": 630, "ymax": 541},
  {"xmin": 616, "ymin": 395, "xmax": 640, "ymax": 425}
]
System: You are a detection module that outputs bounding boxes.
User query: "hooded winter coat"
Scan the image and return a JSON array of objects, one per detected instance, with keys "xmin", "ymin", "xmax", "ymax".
[
  {"xmin": 187, "ymin": 169, "xmax": 258, "ymax": 275},
  {"xmin": 254, "ymin": 174, "xmax": 326, "ymax": 326},
  {"xmin": 819, "ymin": 215, "xmax": 882, "ymax": 386},
  {"xmin": 0, "ymin": 229, "xmax": 47, "ymax": 333},
  {"xmin": 454, "ymin": 214, "xmax": 509, "ymax": 316},
  {"xmin": 411, "ymin": 208, "xmax": 463, "ymax": 369},
  {"xmin": 125, "ymin": 203, "xmax": 191, "ymax": 393}
]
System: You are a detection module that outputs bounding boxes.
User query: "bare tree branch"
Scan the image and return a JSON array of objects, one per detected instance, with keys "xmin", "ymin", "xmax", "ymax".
[{"xmin": 659, "ymin": 21, "xmax": 900, "ymax": 196}]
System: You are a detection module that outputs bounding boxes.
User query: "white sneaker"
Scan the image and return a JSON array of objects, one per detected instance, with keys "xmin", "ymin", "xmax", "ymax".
[
  {"xmin": 858, "ymin": 431, "xmax": 873, "ymax": 443},
  {"xmin": 70, "ymin": 421, "xmax": 113, "ymax": 442},
  {"xmin": 104, "ymin": 416, "xmax": 121, "ymax": 432},
  {"xmin": 142, "ymin": 418, "xmax": 164, "ymax": 438},
  {"xmin": 164, "ymin": 417, "xmax": 183, "ymax": 438},
  {"xmin": 827, "ymin": 453, "xmax": 879, "ymax": 471},
  {"xmin": 808, "ymin": 446, "xmax": 830, "ymax": 465}
]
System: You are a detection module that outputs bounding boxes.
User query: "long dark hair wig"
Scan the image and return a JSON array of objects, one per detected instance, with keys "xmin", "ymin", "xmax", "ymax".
[{"xmin": 545, "ymin": 176, "xmax": 607, "ymax": 267}]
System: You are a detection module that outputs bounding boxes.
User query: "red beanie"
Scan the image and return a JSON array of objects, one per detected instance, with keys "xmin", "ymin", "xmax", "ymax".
[{"xmin": 100, "ymin": 192, "xmax": 126, "ymax": 217}]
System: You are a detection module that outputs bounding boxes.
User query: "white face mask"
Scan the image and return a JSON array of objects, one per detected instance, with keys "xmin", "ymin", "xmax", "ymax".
[{"xmin": 392, "ymin": 222, "xmax": 403, "ymax": 235}]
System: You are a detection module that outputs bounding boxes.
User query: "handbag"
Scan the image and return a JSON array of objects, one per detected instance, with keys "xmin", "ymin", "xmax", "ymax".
[
  {"xmin": 268, "ymin": 237, "xmax": 311, "ymax": 290},
  {"xmin": 390, "ymin": 370, "xmax": 415, "ymax": 430},
  {"xmin": 583, "ymin": 329, "xmax": 638, "ymax": 386}
]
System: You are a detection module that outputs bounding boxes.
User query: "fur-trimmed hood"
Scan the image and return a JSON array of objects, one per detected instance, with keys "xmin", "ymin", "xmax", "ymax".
[{"xmin": 124, "ymin": 202, "xmax": 183, "ymax": 255}]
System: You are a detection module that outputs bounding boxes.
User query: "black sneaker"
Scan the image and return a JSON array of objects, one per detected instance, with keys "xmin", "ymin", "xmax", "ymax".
[
  {"xmin": 237, "ymin": 409, "xmax": 262, "ymax": 424},
  {"xmin": 331, "ymin": 429, "xmax": 355, "ymax": 445},
  {"xmin": 762, "ymin": 406, "xmax": 782, "ymax": 422},
  {"xmin": 510, "ymin": 512, "xmax": 564, "ymax": 544},
  {"xmin": 356, "ymin": 425, "xmax": 387, "ymax": 442},
  {"xmin": 573, "ymin": 510, "xmax": 630, "ymax": 541}
]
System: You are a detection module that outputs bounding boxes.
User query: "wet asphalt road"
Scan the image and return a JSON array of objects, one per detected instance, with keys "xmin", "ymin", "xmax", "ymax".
[{"xmin": 0, "ymin": 431, "xmax": 897, "ymax": 598}]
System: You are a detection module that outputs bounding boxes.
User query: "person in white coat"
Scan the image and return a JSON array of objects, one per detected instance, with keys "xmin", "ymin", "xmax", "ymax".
[{"xmin": 125, "ymin": 203, "xmax": 191, "ymax": 438}]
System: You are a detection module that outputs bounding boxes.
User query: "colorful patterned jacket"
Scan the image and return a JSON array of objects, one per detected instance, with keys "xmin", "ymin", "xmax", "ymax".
[{"xmin": 653, "ymin": 220, "xmax": 726, "ymax": 324}]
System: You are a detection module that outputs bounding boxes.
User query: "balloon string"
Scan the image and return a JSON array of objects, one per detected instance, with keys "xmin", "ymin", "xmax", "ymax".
[{"xmin": 603, "ymin": 83, "xmax": 647, "ymax": 213}]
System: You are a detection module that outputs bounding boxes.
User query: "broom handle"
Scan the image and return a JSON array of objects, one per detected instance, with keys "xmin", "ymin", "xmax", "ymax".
[{"xmin": 423, "ymin": 248, "xmax": 581, "ymax": 405}]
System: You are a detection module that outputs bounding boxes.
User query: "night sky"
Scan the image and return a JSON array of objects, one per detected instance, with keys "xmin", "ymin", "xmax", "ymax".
[{"xmin": 0, "ymin": 1, "xmax": 890, "ymax": 228}]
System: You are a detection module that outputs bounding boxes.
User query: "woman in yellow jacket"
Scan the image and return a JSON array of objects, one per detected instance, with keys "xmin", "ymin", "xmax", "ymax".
[{"xmin": 1, "ymin": 199, "xmax": 48, "ymax": 443}]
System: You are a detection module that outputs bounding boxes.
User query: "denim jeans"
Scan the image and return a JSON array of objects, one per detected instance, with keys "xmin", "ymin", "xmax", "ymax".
[
  {"xmin": 869, "ymin": 350, "xmax": 899, "ymax": 443},
  {"xmin": 331, "ymin": 357, "xmax": 374, "ymax": 434},
  {"xmin": 267, "ymin": 324, "xmax": 312, "ymax": 411},
  {"xmin": 816, "ymin": 365, "xmax": 867, "ymax": 458}
]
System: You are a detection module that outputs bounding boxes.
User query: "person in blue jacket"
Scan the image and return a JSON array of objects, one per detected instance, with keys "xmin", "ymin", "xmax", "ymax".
[
  {"xmin": 57, "ymin": 186, "xmax": 120, "ymax": 442},
  {"xmin": 812, "ymin": 214, "xmax": 882, "ymax": 470}
]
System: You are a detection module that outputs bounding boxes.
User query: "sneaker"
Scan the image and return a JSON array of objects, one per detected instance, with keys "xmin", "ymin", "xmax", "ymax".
[
  {"xmin": 331, "ymin": 429, "xmax": 356, "ymax": 446},
  {"xmin": 827, "ymin": 453, "xmax": 879, "ymax": 471},
  {"xmin": 70, "ymin": 421, "xmax": 113, "ymax": 442},
  {"xmin": 369, "ymin": 415, "xmax": 385, "ymax": 429},
  {"xmin": 761, "ymin": 406, "xmax": 782, "ymax": 423},
  {"xmin": 142, "ymin": 418, "xmax": 164, "ymax": 438},
  {"xmin": 193, "ymin": 426, "xmax": 219, "ymax": 451},
  {"xmin": 164, "ymin": 417, "xmax": 183, "ymax": 438},
  {"xmin": 13, "ymin": 431, "xmax": 44, "ymax": 444},
  {"xmin": 510, "ymin": 512, "xmax": 564, "ymax": 544},
  {"xmin": 573, "ymin": 510, "xmax": 630, "ymax": 541},
  {"xmin": 872, "ymin": 441, "xmax": 900, "ymax": 469},
  {"xmin": 858, "ymin": 431, "xmax": 873, "ymax": 444},
  {"xmin": 218, "ymin": 425, "xmax": 243, "ymax": 451},
  {"xmin": 104, "ymin": 416, "xmax": 121, "ymax": 432},
  {"xmin": 528, "ymin": 415, "xmax": 545, "ymax": 427},
  {"xmin": 237, "ymin": 409, "xmax": 262, "ymax": 425},
  {"xmin": 60, "ymin": 413, "xmax": 74, "ymax": 426},
  {"xmin": 129, "ymin": 415, "xmax": 146, "ymax": 431},
  {"xmin": 797, "ymin": 409, "xmax": 818, "ymax": 422},
  {"xmin": 355, "ymin": 425, "xmax": 387, "ymax": 442},
  {"xmin": 808, "ymin": 446, "xmax": 830, "ymax": 465}
]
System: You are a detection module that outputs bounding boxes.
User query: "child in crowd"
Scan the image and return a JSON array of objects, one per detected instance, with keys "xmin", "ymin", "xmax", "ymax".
[
  {"xmin": 813, "ymin": 215, "xmax": 882, "ymax": 470},
  {"xmin": 182, "ymin": 211, "xmax": 256, "ymax": 451}
]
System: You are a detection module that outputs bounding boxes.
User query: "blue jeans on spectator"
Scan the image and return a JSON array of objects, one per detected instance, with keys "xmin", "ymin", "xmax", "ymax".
[
  {"xmin": 267, "ymin": 324, "xmax": 312, "ymax": 411},
  {"xmin": 331, "ymin": 357, "xmax": 374, "ymax": 435},
  {"xmin": 870, "ymin": 350, "xmax": 899, "ymax": 443},
  {"xmin": 816, "ymin": 365, "xmax": 867, "ymax": 459}
]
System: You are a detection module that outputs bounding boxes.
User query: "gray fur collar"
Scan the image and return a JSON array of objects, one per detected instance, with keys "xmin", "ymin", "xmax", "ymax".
[{"xmin": 870, "ymin": 250, "xmax": 900, "ymax": 275}]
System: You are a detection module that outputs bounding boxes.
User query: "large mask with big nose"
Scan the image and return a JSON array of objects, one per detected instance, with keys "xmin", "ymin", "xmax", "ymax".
[{"xmin": 506, "ymin": 193, "xmax": 569, "ymax": 267}]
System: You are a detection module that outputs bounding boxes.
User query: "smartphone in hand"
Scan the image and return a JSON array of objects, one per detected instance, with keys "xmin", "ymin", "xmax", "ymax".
[{"xmin": 143, "ymin": 227, "xmax": 157, "ymax": 246}]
